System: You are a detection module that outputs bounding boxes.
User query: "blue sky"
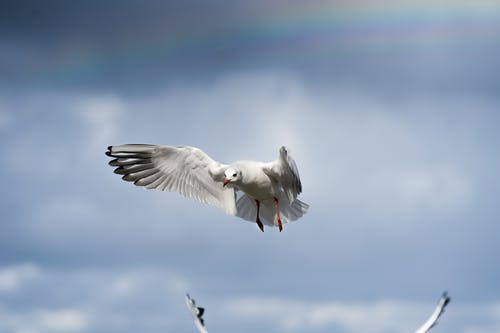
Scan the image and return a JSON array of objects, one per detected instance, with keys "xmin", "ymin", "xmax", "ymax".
[{"xmin": 1, "ymin": 1, "xmax": 500, "ymax": 332}]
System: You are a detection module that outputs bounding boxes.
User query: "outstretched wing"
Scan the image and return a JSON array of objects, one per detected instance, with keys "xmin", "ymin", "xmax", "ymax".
[
  {"xmin": 415, "ymin": 292, "xmax": 451, "ymax": 333},
  {"xmin": 106, "ymin": 144, "xmax": 236, "ymax": 215},
  {"xmin": 185, "ymin": 293, "xmax": 208, "ymax": 333},
  {"xmin": 262, "ymin": 146, "xmax": 303, "ymax": 202}
]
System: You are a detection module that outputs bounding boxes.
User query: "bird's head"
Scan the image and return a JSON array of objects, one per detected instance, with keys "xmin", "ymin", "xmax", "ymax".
[
  {"xmin": 223, "ymin": 167, "xmax": 241, "ymax": 187},
  {"xmin": 279, "ymin": 145, "xmax": 288, "ymax": 157}
]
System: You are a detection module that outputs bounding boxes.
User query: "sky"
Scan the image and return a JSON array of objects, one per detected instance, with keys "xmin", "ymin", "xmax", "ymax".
[{"xmin": 1, "ymin": 0, "xmax": 500, "ymax": 332}]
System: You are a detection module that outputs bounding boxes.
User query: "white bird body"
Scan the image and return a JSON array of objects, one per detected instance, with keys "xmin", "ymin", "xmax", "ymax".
[
  {"xmin": 228, "ymin": 161, "xmax": 277, "ymax": 200},
  {"xmin": 106, "ymin": 144, "xmax": 309, "ymax": 231}
]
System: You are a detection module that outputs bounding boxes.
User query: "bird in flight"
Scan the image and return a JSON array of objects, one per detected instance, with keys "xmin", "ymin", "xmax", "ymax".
[
  {"xmin": 106, "ymin": 144, "xmax": 309, "ymax": 232},
  {"xmin": 414, "ymin": 292, "xmax": 451, "ymax": 333},
  {"xmin": 185, "ymin": 293, "xmax": 208, "ymax": 333},
  {"xmin": 183, "ymin": 291, "xmax": 450, "ymax": 333}
]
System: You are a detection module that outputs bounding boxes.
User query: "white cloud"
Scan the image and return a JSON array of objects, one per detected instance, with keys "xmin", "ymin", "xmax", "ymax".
[
  {"xmin": 0, "ymin": 72, "xmax": 481, "ymax": 223},
  {"xmin": 6, "ymin": 72, "xmax": 481, "ymax": 246},
  {"xmin": 1, "ymin": 92, "xmax": 123, "ymax": 182},
  {"xmin": 223, "ymin": 296, "xmax": 500, "ymax": 333},
  {"xmin": 0, "ymin": 71, "xmax": 497, "ymax": 333},
  {"xmin": 37, "ymin": 309, "xmax": 89, "ymax": 332},
  {"xmin": 463, "ymin": 326, "xmax": 500, "ymax": 333},
  {"xmin": 0, "ymin": 307, "xmax": 90, "ymax": 333},
  {"xmin": 224, "ymin": 297, "xmax": 422, "ymax": 332},
  {"xmin": 0, "ymin": 264, "xmax": 41, "ymax": 293},
  {"xmin": 0, "ymin": 264, "xmax": 189, "ymax": 333},
  {"xmin": 15, "ymin": 329, "xmax": 39, "ymax": 333},
  {"xmin": 77, "ymin": 94, "xmax": 123, "ymax": 152},
  {"xmin": 141, "ymin": 73, "xmax": 476, "ymax": 220},
  {"xmin": 1, "ymin": 262, "xmax": 500, "ymax": 333},
  {"xmin": 397, "ymin": 166, "xmax": 468, "ymax": 212},
  {"xmin": 110, "ymin": 276, "xmax": 137, "ymax": 298}
]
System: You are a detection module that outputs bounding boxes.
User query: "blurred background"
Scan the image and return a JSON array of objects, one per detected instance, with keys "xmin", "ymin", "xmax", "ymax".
[{"xmin": 1, "ymin": 0, "xmax": 500, "ymax": 332}]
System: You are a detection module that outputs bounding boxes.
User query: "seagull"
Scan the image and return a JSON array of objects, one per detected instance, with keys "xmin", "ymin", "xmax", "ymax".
[
  {"xmin": 106, "ymin": 144, "xmax": 309, "ymax": 232},
  {"xmin": 415, "ymin": 292, "xmax": 451, "ymax": 333},
  {"xmin": 185, "ymin": 293, "xmax": 208, "ymax": 333}
]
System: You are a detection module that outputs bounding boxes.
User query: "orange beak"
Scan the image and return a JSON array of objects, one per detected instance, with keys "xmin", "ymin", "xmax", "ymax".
[{"xmin": 223, "ymin": 178, "xmax": 231, "ymax": 187}]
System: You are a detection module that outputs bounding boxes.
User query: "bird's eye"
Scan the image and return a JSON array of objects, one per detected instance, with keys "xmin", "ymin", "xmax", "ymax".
[{"xmin": 233, "ymin": 173, "xmax": 237, "ymax": 177}]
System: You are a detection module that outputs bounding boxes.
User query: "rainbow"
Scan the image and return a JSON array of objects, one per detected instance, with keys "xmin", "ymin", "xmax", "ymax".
[{"xmin": 41, "ymin": 1, "xmax": 500, "ymax": 83}]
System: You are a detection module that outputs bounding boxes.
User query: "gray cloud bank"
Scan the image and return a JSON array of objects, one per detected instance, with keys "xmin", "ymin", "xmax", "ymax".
[
  {"xmin": 1, "ymin": 1, "xmax": 500, "ymax": 332},
  {"xmin": 1, "ymin": 71, "xmax": 499, "ymax": 332}
]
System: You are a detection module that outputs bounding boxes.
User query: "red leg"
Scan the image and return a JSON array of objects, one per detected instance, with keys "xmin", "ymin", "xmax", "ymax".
[
  {"xmin": 273, "ymin": 197, "xmax": 283, "ymax": 232},
  {"xmin": 255, "ymin": 200, "xmax": 264, "ymax": 232}
]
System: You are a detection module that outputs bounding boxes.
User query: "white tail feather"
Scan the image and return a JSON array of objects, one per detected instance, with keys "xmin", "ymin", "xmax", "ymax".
[{"xmin": 236, "ymin": 194, "xmax": 309, "ymax": 227}]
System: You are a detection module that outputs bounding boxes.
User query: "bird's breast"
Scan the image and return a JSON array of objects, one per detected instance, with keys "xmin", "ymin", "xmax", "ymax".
[{"xmin": 238, "ymin": 171, "xmax": 276, "ymax": 200}]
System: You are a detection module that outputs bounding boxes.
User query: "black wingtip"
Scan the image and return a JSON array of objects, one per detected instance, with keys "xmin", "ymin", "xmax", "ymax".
[
  {"xmin": 439, "ymin": 291, "xmax": 450, "ymax": 309},
  {"xmin": 443, "ymin": 294, "xmax": 451, "ymax": 306},
  {"xmin": 106, "ymin": 146, "xmax": 114, "ymax": 155},
  {"xmin": 198, "ymin": 307, "xmax": 205, "ymax": 317},
  {"xmin": 113, "ymin": 166, "xmax": 125, "ymax": 174}
]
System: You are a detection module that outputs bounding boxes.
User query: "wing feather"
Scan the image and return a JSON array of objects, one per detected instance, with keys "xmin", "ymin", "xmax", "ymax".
[
  {"xmin": 415, "ymin": 292, "xmax": 451, "ymax": 333},
  {"xmin": 262, "ymin": 146, "xmax": 303, "ymax": 202},
  {"xmin": 106, "ymin": 144, "xmax": 236, "ymax": 215},
  {"xmin": 185, "ymin": 294, "xmax": 208, "ymax": 333}
]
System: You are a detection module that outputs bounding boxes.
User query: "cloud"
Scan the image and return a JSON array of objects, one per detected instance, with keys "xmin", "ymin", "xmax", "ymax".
[
  {"xmin": 0, "ymin": 263, "xmax": 190, "ymax": 333},
  {"xmin": 1, "ymin": 0, "xmax": 499, "ymax": 97},
  {"xmin": 0, "ymin": 264, "xmax": 41, "ymax": 293},
  {"xmin": 0, "ymin": 71, "xmax": 498, "ymax": 333},
  {"xmin": 223, "ymin": 296, "xmax": 419, "ymax": 332},
  {"xmin": 110, "ymin": 276, "xmax": 137, "ymax": 298},
  {"xmin": 0, "ymin": 71, "xmax": 492, "ymax": 260},
  {"xmin": 0, "ymin": 307, "xmax": 90, "ymax": 333},
  {"xmin": 396, "ymin": 166, "xmax": 468, "ymax": 212},
  {"xmin": 222, "ymin": 296, "xmax": 500, "ymax": 333},
  {"xmin": 37, "ymin": 309, "xmax": 89, "ymax": 332},
  {"xmin": 139, "ymin": 73, "xmax": 477, "ymax": 219},
  {"xmin": 77, "ymin": 95, "xmax": 124, "ymax": 152}
]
